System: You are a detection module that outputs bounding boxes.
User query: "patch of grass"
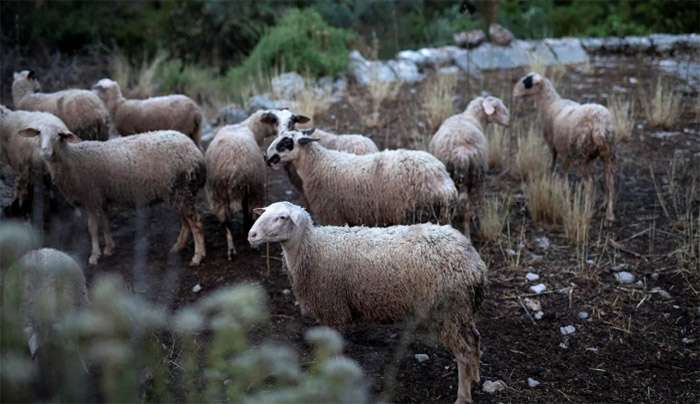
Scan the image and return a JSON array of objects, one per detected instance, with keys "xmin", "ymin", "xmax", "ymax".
[
  {"xmin": 513, "ymin": 125, "xmax": 549, "ymax": 181},
  {"xmin": 159, "ymin": 60, "xmax": 226, "ymax": 111},
  {"xmin": 643, "ymin": 77, "xmax": 682, "ymax": 129},
  {"xmin": 609, "ymin": 95, "xmax": 635, "ymax": 143},
  {"xmin": 292, "ymin": 78, "xmax": 333, "ymax": 124},
  {"xmin": 480, "ymin": 195, "xmax": 511, "ymax": 242},
  {"xmin": 422, "ymin": 73, "xmax": 457, "ymax": 133},
  {"xmin": 109, "ymin": 52, "xmax": 166, "ymax": 99},
  {"xmin": 366, "ymin": 80, "xmax": 401, "ymax": 128},
  {"xmin": 487, "ymin": 125, "xmax": 508, "ymax": 172},
  {"xmin": 527, "ymin": 53, "xmax": 566, "ymax": 88},
  {"xmin": 525, "ymin": 172, "xmax": 568, "ymax": 225},
  {"xmin": 562, "ymin": 181, "xmax": 596, "ymax": 246}
]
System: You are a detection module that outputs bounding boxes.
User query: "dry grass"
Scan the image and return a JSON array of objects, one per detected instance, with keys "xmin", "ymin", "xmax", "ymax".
[
  {"xmin": 527, "ymin": 53, "xmax": 566, "ymax": 87},
  {"xmin": 562, "ymin": 181, "xmax": 596, "ymax": 246},
  {"xmin": 422, "ymin": 74, "xmax": 457, "ymax": 133},
  {"xmin": 366, "ymin": 80, "xmax": 401, "ymax": 128},
  {"xmin": 513, "ymin": 125, "xmax": 549, "ymax": 181},
  {"xmin": 487, "ymin": 125, "xmax": 509, "ymax": 172},
  {"xmin": 609, "ymin": 95, "xmax": 635, "ymax": 143},
  {"xmin": 479, "ymin": 195, "xmax": 511, "ymax": 242},
  {"xmin": 292, "ymin": 80, "xmax": 332, "ymax": 125},
  {"xmin": 525, "ymin": 172, "xmax": 569, "ymax": 225},
  {"xmin": 110, "ymin": 52, "xmax": 165, "ymax": 99},
  {"xmin": 643, "ymin": 78, "xmax": 682, "ymax": 129}
]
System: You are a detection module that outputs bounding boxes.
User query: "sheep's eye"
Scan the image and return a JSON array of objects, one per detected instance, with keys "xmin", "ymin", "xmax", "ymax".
[{"xmin": 277, "ymin": 215, "xmax": 288, "ymax": 221}]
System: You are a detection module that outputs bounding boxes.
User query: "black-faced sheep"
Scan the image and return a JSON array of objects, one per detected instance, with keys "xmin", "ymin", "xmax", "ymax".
[{"xmin": 248, "ymin": 201, "xmax": 486, "ymax": 404}]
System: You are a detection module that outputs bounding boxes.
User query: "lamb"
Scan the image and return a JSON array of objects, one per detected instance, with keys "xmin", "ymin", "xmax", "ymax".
[
  {"xmin": 265, "ymin": 129, "xmax": 457, "ymax": 226},
  {"xmin": 92, "ymin": 78, "xmax": 204, "ymax": 146},
  {"xmin": 12, "ymin": 70, "xmax": 110, "ymax": 141},
  {"xmin": 248, "ymin": 201, "xmax": 487, "ymax": 404},
  {"xmin": 0, "ymin": 109, "xmax": 65, "ymax": 214},
  {"xmin": 15, "ymin": 248, "xmax": 89, "ymax": 358},
  {"xmin": 17, "ymin": 126, "xmax": 206, "ymax": 266},
  {"xmin": 429, "ymin": 96, "xmax": 510, "ymax": 232},
  {"xmin": 513, "ymin": 72, "xmax": 616, "ymax": 222},
  {"xmin": 205, "ymin": 123, "xmax": 266, "ymax": 260}
]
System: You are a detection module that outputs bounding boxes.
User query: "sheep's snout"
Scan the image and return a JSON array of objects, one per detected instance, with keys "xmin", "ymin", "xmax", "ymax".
[
  {"xmin": 248, "ymin": 230, "xmax": 263, "ymax": 248},
  {"xmin": 266, "ymin": 154, "xmax": 281, "ymax": 167}
]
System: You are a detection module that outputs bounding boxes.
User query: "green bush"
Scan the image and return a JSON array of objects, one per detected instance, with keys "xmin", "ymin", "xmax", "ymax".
[{"xmin": 225, "ymin": 8, "xmax": 353, "ymax": 94}]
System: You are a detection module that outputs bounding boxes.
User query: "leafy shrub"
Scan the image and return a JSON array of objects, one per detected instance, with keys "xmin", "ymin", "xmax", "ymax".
[{"xmin": 225, "ymin": 8, "xmax": 353, "ymax": 93}]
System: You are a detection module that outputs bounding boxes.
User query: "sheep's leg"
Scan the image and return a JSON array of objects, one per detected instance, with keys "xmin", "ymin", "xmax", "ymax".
[
  {"xmin": 184, "ymin": 213, "xmax": 206, "ymax": 266},
  {"xmin": 604, "ymin": 156, "xmax": 615, "ymax": 223},
  {"xmin": 170, "ymin": 219, "xmax": 191, "ymax": 254},
  {"xmin": 100, "ymin": 213, "xmax": 115, "ymax": 256},
  {"xmin": 550, "ymin": 149, "xmax": 558, "ymax": 173},
  {"xmin": 87, "ymin": 211, "xmax": 101, "ymax": 265},
  {"xmin": 224, "ymin": 219, "xmax": 237, "ymax": 260},
  {"xmin": 441, "ymin": 322, "xmax": 478, "ymax": 404}
]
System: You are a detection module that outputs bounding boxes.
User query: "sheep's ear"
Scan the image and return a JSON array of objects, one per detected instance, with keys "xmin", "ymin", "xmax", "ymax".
[
  {"xmin": 59, "ymin": 132, "xmax": 80, "ymax": 143},
  {"xmin": 17, "ymin": 128, "xmax": 40, "ymax": 138},
  {"xmin": 253, "ymin": 207, "xmax": 266, "ymax": 216},
  {"xmin": 13, "ymin": 71, "xmax": 21, "ymax": 80},
  {"xmin": 26, "ymin": 70, "xmax": 36, "ymax": 80},
  {"xmin": 301, "ymin": 128, "xmax": 316, "ymax": 136},
  {"xmin": 298, "ymin": 136, "xmax": 319, "ymax": 146},
  {"xmin": 482, "ymin": 99, "xmax": 496, "ymax": 115},
  {"xmin": 292, "ymin": 114, "xmax": 311, "ymax": 124},
  {"xmin": 260, "ymin": 112, "xmax": 279, "ymax": 125}
]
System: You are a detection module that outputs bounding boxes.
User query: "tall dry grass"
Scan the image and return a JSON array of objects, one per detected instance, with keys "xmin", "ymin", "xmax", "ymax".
[
  {"xmin": 109, "ymin": 52, "xmax": 166, "ymax": 99},
  {"xmin": 609, "ymin": 95, "xmax": 635, "ymax": 143},
  {"xmin": 562, "ymin": 181, "xmax": 596, "ymax": 246},
  {"xmin": 422, "ymin": 74, "xmax": 457, "ymax": 133},
  {"xmin": 479, "ymin": 195, "xmax": 511, "ymax": 241},
  {"xmin": 487, "ymin": 125, "xmax": 508, "ymax": 172},
  {"xmin": 292, "ymin": 79, "xmax": 332, "ymax": 125},
  {"xmin": 513, "ymin": 125, "xmax": 549, "ymax": 181},
  {"xmin": 643, "ymin": 78, "xmax": 682, "ymax": 129},
  {"xmin": 527, "ymin": 53, "xmax": 566, "ymax": 88},
  {"xmin": 366, "ymin": 80, "xmax": 401, "ymax": 128}
]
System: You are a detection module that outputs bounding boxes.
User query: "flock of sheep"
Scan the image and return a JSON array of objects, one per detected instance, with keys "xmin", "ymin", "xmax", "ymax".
[{"xmin": 1, "ymin": 67, "xmax": 618, "ymax": 404}]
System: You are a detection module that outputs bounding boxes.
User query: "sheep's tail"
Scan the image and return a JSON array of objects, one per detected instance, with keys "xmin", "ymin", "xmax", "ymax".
[{"xmin": 592, "ymin": 118, "xmax": 616, "ymax": 161}]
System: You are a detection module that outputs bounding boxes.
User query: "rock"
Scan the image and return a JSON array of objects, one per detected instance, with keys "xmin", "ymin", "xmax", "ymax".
[
  {"xmin": 614, "ymin": 271, "xmax": 636, "ymax": 284},
  {"xmin": 602, "ymin": 37, "xmax": 626, "ymax": 53},
  {"xmin": 282, "ymin": 288, "xmax": 291, "ymax": 295},
  {"xmin": 524, "ymin": 298, "xmax": 542, "ymax": 312},
  {"xmin": 527, "ymin": 377, "xmax": 541, "ymax": 388},
  {"xmin": 469, "ymin": 41, "xmax": 530, "ymax": 70},
  {"xmin": 271, "ymin": 72, "xmax": 305, "ymax": 100},
  {"xmin": 526, "ymin": 272, "xmax": 540, "ymax": 282},
  {"xmin": 650, "ymin": 287, "xmax": 672, "ymax": 300},
  {"xmin": 530, "ymin": 283, "xmax": 547, "ymax": 294},
  {"xmin": 349, "ymin": 50, "xmax": 397, "ymax": 86},
  {"xmin": 505, "ymin": 248, "xmax": 517, "ymax": 256},
  {"xmin": 651, "ymin": 34, "xmax": 683, "ymax": 54},
  {"xmin": 482, "ymin": 380, "xmax": 507, "ymax": 394},
  {"xmin": 578, "ymin": 311, "xmax": 589, "ymax": 320},
  {"xmin": 414, "ymin": 353, "xmax": 430, "ymax": 363},
  {"xmin": 215, "ymin": 104, "xmax": 248, "ymax": 126},
  {"xmin": 534, "ymin": 311, "xmax": 544, "ymax": 320},
  {"xmin": 528, "ymin": 253, "xmax": 544, "ymax": 264},
  {"xmin": 247, "ymin": 95, "xmax": 289, "ymax": 113},
  {"xmin": 192, "ymin": 284, "xmax": 202, "ymax": 293},
  {"xmin": 523, "ymin": 40, "xmax": 558, "ymax": 66},
  {"xmin": 417, "ymin": 47, "xmax": 460, "ymax": 68},
  {"xmin": 489, "ymin": 23, "xmax": 514, "ymax": 46},
  {"xmin": 580, "ymin": 37, "xmax": 604, "ymax": 52},
  {"xmin": 649, "ymin": 131, "xmax": 681, "ymax": 140},
  {"xmin": 397, "ymin": 49, "xmax": 426, "ymax": 66},
  {"xmin": 560, "ymin": 325, "xmax": 576, "ymax": 336},
  {"xmin": 534, "ymin": 236, "xmax": 551, "ymax": 250},
  {"xmin": 545, "ymin": 37, "xmax": 589, "ymax": 65},
  {"xmin": 611, "ymin": 263, "xmax": 630, "ymax": 272},
  {"xmin": 438, "ymin": 66, "xmax": 460, "ymax": 76},
  {"xmin": 387, "ymin": 59, "xmax": 424, "ymax": 82},
  {"xmin": 682, "ymin": 337, "xmax": 695, "ymax": 345},
  {"xmin": 452, "ymin": 48, "xmax": 483, "ymax": 80},
  {"xmin": 454, "ymin": 29, "xmax": 486, "ymax": 49},
  {"xmin": 623, "ymin": 36, "xmax": 652, "ymax": 53},
  {"xmin": 651, "ymin": 272, "xmax": 659, "ymax": 281}
]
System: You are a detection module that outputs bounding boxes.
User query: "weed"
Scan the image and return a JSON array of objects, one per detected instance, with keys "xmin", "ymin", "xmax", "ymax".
[
  {"xmin": 643, "ymin": 77, "xmax": 682, "ymax": 129},
  {"xmin": 480, "ymin": 195, "xmax": 511, "ymax": 242},
  {"xmin": 422, "ymin": 73, "xmax": 457, "ymax": 133},
  {"xmin": 609, "ymin": 95, "xmax": 635, "ymax": 143}
]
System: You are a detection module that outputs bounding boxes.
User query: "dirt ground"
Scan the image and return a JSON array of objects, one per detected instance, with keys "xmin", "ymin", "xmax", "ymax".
[{"xmin": 2, "ymin": 53, "xmax": 700, "ymax": 403}]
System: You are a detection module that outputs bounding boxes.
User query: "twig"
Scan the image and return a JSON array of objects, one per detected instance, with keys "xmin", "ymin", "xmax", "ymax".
[
  {"xmin": 608, "ymin": 239, "xmax": 644, "ymax": 259},
  {"xmin": 517, "ymin": 296, "xmax": 537, "ymax": 325}
]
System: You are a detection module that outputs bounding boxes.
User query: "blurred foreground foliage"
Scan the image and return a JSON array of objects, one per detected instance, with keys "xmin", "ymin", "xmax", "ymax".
[{"xmin": 0, "ymin": 223, "xmax": 368, "ymax": 403}]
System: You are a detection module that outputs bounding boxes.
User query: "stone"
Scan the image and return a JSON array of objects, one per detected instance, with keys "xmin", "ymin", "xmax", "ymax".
[
  {"xmin": 192, "ymin": 284, "xmax": 202, "ymax": 293},
  {"xmin": 247, "ymin": 95, "xmax": 289, "ymax": 113},
  {"xmin": 602, "ymin": 37, "xmax": 625, "ymax": 53},
  {"xmin": 387, "ymin": 59, "xmax": 424, "ymax": 82},
  {"xmin": 534, "ymin": 236, "xmax": 551, "ymax": 250},
  {"xmin": 489, "ymin": 23, "xmax": 514, "ymax": 46},
  {"xmin": 452, "ymin": 48, "xmax": 483, "ymax": 80},
  {"xmin": 650, "ymin": 287, "xmax": 672, "ymax": 300},
  {"xmin": 523, "ymin": 40, "xmax": 558, "ymax": 66},
  {"xmin": 578, "ymin": 311, "xmax": 589, "ymax": 320},
  {"xmin": 526, "ymin": 272, "xmax": 540, "ymax": 282},
  {"xmin": 524, "ymin": 298, "xmax": 542, "ymax": 312},
  {"xmin": 580, "ymin": 37, "xmax": 603, "ymax": 52},
  {"xmin": 530, "ymin": 283, "xmax": 547, "ymax": 294},
  {"xmin": 560, "ymin": 325, "xmax": 576, "ymax": 336},
  {"xmin": 482, "ymin": 380, "xmax": 507, "ymax": 394},
  {"xmin": 611, "ymin": 263, "xmax": 630, "ymax": 272},
  {"xmin": 649, "ymin": 131, "xmax": 680, "ymax": 140},
  {"xmin": 271, "ymin": 72, "xmax": 305, "ymax": 100},
  {"xmin": 454, "ymin": 29, "xmax": 486, "ymax": 49},
  {"xmin": 623, "ymin": 36, "xmax": 652, "ymax": 53},
  {"xmin": 614, "ymin": 271, "xmax": 636, "ymax": 284},
  {"xmin": 438, "ymin": 66, "xmax": 460, "ymax": 76},
  {"xmin": 651, "ymin": 34, "xmax": 682, "ymax": 54},
  {"xmin": 545, "ymin": 38, "xmax": 589, "ymax": 65},
  {"xmin": 396, "ymin": 49, "xmax": 426, "ymax": 66},
  {"xmin": 215, "ymin": 104, "xmax": 248, "ymax": 126},
  {"xmin": 534, "ymin": 311, "xmax": 544, "ymax": 320},
  {"xmin": 469, "ymin": 42, "xmax": 530, "ymax": 70},
  {"xmin": 348, "ymin": 50, "xmax": 397, "ymax": 86},
  {"xmin": 527, "ymin": 377, "xmax": 541, "ymax": 388},
  {"xmin": 414, "ymin": 353, "xmax": 430, "ymax": 363}
]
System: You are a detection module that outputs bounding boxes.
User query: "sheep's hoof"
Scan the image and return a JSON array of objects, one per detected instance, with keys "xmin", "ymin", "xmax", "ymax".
[
  {"xmin": 227, "ymin": 249, "xmax": 237, "ymax": 261},
  {"xmin": 88, "ymin": 254, "xmax": 100, "ymax": 266},
  {"xmin": 169, "ymin": 245, "xmax": 184, "ymax": 254},
  {"xmin": 103, "ymin": 246, "xmax": 114, "ymax": 256},
  {"xmin": 189, "ymin": 256, "xmax": 203, "ymax": 266}
]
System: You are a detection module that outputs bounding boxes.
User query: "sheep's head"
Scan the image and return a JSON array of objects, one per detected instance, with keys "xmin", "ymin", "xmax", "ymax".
[
  {"xmin": 12, "ymin": 70, "xmax": 40, "ymax": 98},
  {"xmin": 92, "ymin": 78, "xmax": 122, "ymax": 104},
  {"xmin": 254, "ymin": 109, "xmax": 310, "ymax": 138},
  {"xmin": 513, "ymin": 72, "xmax": 545, "ymax": 99},
  {"xmin": 480, "ymin": 96, "xmax": 510, "ymax": 127},
  {"xmin": 264, "ymin": 129, "xmax": 318, "ymax": 169},
  {"xmin": 17, "ymin": 115, "xmax": 80, "ymax": 161},
  {"xmin": 248, "ymin": 202, "xmax": 310, "ymax": 247}
]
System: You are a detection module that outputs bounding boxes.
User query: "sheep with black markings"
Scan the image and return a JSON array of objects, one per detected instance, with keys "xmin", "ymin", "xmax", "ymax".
[
  {"xmin": 248, "ymin": 201, "xmax": 486, "ymax": 404},
  {"xmin": 17, "ymin": 126, "xmax": 206, "ymax": 266},
  {"xmin": 92, "ymin": 78, "xmax": 203, "ymax": 146},
  {"xmin": 430, "ymin": 96, "xmax": 510, "ymax": 232},
  {"xmin": 513, "ymin": 72, "xmax": 616, "ymax": 222},
  {"xmin": 265, "ymin": 129, "xmax": 457, "ymax": 226},
  {"xmin": 12, "ymin": 70, "xmax": 110, "ymax": 141}
]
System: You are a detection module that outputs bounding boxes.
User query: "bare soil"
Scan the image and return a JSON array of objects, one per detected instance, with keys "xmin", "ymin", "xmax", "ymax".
[{"xmin": 3, "ymin": 54, "xmax": 700, "ymax": 403}]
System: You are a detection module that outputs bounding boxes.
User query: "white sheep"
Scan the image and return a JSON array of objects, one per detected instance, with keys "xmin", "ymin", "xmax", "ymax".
[
  {"xmin": 17, "ymin": 127, "xmax": 206, "ymax": 266},
  {"xmin": 92, "ymin": 78, "xmax": 203, "ymax": 146},
  {"xmin": 0, "ymin": 109, "xmax": 65, "ymax": 214},
  {"xmin": 265, "ymin": 129, "xmax": 457, "ymax": 226},
  {"xmin": 248, "ymin": 201, "xmax": 487, "ymax": 404},
  {"xmin": 513, "ymin": 72, "xmax": 616, "ymax": 222},
  {"xmin": 16, "ymin": 248, "xmax": 89, "ymax": 358},
  {"xmin": 12, "ymin": 70, "xmax": 110, "ymax": 141},
  {"xmin": 429, "ymin": 96, "xmax": 510, "ymax": 232}
]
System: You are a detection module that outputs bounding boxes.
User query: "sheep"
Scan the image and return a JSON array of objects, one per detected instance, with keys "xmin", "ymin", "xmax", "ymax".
[
  {"xmin": 12, "ymin": 70, "xmax": 110, "ymax": 141},
  {"xmin": 429, "ymin": 96, "xmax": 510, "ymax": 232},
  {"xmin": 513, "ymin": 72, "xmax": 616, "ymax": 222},
  {"xmin": 248, "ymin": 201, "xmax": 487, "ymax": 404},
  {"xmin": 205, "ymin": 123, "xmax": 266, "ymax": 260},
  {"xmin": 15, "ymin": 248, "xmax": 89, "ymax": 358},
  {"xmin": 0, "ymin": 109, "xmax": 65, "ymax": 215},
  {"xmin": 92, "ymin": 78, "xmax": 204, "ymax": 145},
  {"xmin": 17, "ymin": 126, "xmax": 206, "ymax": 266},
  {"xmin": 265, "ymin": 129, "xmax": 457, "ymax": 226}
]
